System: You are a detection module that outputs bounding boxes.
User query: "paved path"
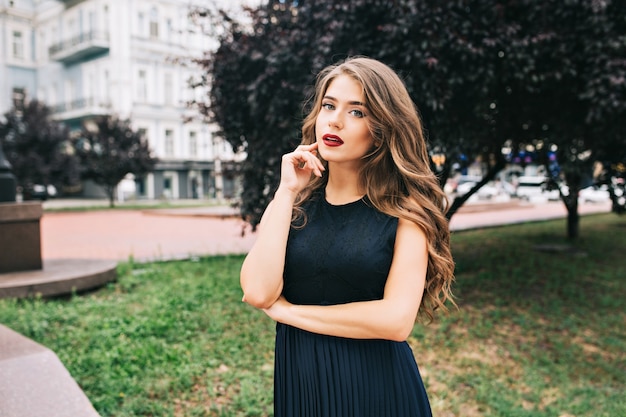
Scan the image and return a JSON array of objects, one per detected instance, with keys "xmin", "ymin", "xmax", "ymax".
[
  {"xmin": 40, "ymin": 199, "xmax": 612, "ymax": 262},
  {"xmin": 41, "ymin": 209, "xmax": 256, "ymax": 262},
  {"xmin": 449, "ymin": 199, "xmax": 611, "ymax": 231}
]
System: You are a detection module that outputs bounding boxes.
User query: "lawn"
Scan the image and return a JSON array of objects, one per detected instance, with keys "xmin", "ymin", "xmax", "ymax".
[{"xmin": 1, "ymin": 214, "xmax": 624, "ymax": 416}]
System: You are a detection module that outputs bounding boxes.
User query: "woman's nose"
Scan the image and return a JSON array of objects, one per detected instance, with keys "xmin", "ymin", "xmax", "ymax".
[{"xmin": 328, "ymin": 114, "xmax": 343, "ymax": 129}]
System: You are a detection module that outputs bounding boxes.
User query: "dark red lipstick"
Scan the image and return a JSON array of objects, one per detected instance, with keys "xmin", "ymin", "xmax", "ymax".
[{"xmin": 322, "ymin": 134, "xmax": 344, "ymax": 147}]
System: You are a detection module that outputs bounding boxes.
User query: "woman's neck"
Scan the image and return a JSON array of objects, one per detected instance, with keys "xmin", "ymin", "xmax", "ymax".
[{"xmin": 325, "ymin": 165, "xmax": 364, "ymax": 205}]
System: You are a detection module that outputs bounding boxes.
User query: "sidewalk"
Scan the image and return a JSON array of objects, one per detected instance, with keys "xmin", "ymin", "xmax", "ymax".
[
  {"xmin": 449, "ymin": 199, "xmax": 612, "ymax": 231},
  {"xmin": 40, "ymin": 208, "xmax": 255, "ymax": 262},
  {"xmin": 40, "ymin": 198, "xmax": 612, "ymax": 262}
]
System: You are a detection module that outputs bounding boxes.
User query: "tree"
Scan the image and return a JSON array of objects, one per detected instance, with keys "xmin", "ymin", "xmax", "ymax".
[
  {"xmin": 509, "ymin": 0, "xmax": 626, "ymax": 238},
  {"xmin": 189, "ymin": 1, "xmax": 411, "ymax": 227},
  {"xmin": 75, "ymin": 115, "xmax": 157, "ymax": 207},
  {"xmin": 191, "ymin": 0, "xmax": 547, "ymax": 227},
  {"xmin": 0, "ymin": 100, "xmax": 79, "ymax": 198},
  {"xmin": 380, "ymin": 1, "xmax": 547, "ymax": 219},
  {"xmin": 191, "ymin": 0, "xmax": 625, "ymax": 236}
]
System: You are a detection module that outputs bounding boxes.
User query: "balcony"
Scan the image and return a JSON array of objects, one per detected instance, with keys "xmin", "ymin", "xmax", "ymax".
[
  {"xmin": 57, "ymin": 0, "xmax": 88, "ymax": 8},
  {"xmin": 51, "ymin": 97, "xmax": 112, "ymax": 125},
  {"xmin": 49, "ymin": 31, "xmax": 110, "ymax": 64}
]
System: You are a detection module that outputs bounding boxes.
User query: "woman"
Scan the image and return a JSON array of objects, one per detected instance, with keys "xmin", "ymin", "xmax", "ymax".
[{"xmin": 240, "ymin": 57, "xmax": 455, "ymax": 416}]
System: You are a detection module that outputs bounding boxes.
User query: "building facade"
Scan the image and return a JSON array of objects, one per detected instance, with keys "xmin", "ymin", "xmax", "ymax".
[{"xmin": 0, "ymin": 0, "xmax": 251, "ymax": 201}]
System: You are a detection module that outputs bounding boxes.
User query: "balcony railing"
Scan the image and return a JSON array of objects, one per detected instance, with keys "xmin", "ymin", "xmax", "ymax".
[
  {"xmin": 51, "ymin": 97, "xmax": 112, "ymax": 122},
  {"xmin": 49, "ymin": 31, "xmax": 110, "ymax": 64},
  {"xmin": 58, "ymin": 0, "xmax": 88, "ymax": 6}
]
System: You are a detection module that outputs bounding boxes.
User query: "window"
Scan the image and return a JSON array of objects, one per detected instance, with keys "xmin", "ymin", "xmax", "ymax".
[
  {"xmin": 137, "ymin": 70, "xmax": 147, "ymax": 102},
  {"xmin": 212, "ymin": 137, "xmax": 222, "ymax": 158},
  {"xmin": 49, "ymin": 83, "xmax": 58, "ymax": 106},
  {"xmin": 189, "ymin": 131, "xmax": 197, "ymax": 157},
  {"xmin": 12, "ymin": 88, "xmax": 26, "ymax": 111},
  {"xmin": 87, "ymin": 72, "xmax": 95, "ymax": 102},
  {"xmin": 137, "ymin": 13, "xmax": 145, "ymax": 36},
  {"xmin": 165, "ymin": 129, "xmax": 174, "ymax": 156},
  {"xmin": 39, "ymin": 30, "xmax": 46, "ymax": 60},
  {"xmin": 164, "ymin": 72, "xmax": 173, "ymax": 105},
  {"xmin": 166, "ymin": 18, "xmax": 173, "ymax": 42},
  {"xmin": 65, "ymin": 80, "xmax": 75, "ymax": 109},
  {"xmin": 149, "ymin": 7, "xmax": 159, "ymax": 39},
  {"xmin": 103, "ymin": 70, "xmax": 110, "ymax": 102},
  {"xmin": 163, "ymin": 176, "xmax": 172, "ymax": 199},
  {"xmin": 88, "ymin": 11, "xmax": 96, "ymax": 33},
  {"xmin": 12, "ymin": 31, "xmax": 24, "ymax": 59},
  {"xmin": 67, "ymin": 18, "xmax": 76, "ymax": 41},
  {"xmin": 138, "ymin": 128, "xmax": 148, "ymax": 145}
]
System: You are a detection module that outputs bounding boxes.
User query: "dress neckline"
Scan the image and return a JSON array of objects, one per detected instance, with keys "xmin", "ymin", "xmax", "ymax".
[{"xmin": 323, "ymin": 194, "xmax": 366, "ymax": 208}]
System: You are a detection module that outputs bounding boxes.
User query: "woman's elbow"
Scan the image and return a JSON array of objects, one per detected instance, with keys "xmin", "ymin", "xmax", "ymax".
[
  {"xmin": 382, "ymin": 313, "xmax": 416, "ymax": 342},
  {"xmin": 242, "ymin": 292, "xmax": 276, "ymax": 310},
  {"xmin": 381, "ymin": 325, "xmax": 412, "ymax": 342},
  {"xmin": 388, "ymin": 325, "xmax": 414, "ymax": 342},
  {"xmin": 240, "ymin": 277, "xmax": 281, "ymax": 309}
]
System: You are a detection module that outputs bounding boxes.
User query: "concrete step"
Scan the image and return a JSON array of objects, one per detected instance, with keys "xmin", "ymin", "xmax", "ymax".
[{"xmin": 0, "ymin": 324, "xmax": 101, "ymax": 417}]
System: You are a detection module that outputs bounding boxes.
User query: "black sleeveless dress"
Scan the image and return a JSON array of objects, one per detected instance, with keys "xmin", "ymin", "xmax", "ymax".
[{"xmin": 275, "ymin": 192, "xmax": 433, "ymax": 417}]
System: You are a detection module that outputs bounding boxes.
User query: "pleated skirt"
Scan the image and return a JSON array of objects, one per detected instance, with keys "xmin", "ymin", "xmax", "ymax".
[{"xmin": 274, "ymin": 323, "xmax": 433, "ymax": 417}]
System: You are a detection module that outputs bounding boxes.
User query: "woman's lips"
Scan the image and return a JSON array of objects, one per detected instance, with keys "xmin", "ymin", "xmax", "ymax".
[{"xmin": 322, "ymin": 134, "xmax": 344, "ymax": 147}]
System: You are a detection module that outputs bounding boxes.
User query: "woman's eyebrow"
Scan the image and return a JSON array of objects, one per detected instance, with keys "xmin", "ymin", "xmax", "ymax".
[{"xmin": 323, "ymin": 95, "xmax": 365, "ymax": 106}]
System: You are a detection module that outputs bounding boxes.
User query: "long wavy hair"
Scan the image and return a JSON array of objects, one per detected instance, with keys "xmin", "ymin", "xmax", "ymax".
[{"xmin": 294, "ymin": 56, "xmax": 455, "ymax": 321}]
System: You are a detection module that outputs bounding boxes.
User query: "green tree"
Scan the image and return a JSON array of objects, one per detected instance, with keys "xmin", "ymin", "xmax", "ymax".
[
  {"xmin": 75, "ymin": 115, "xmax": 157, "ymax": 207},
  {"xmin": 0, "ymin": 100, "xmax": 79, "ymax": 199}
]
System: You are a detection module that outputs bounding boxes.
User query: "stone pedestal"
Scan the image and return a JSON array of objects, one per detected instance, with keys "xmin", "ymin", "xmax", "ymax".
[{"xmin": 0, "ymin": 202, "xmax": 43, "ymax": 273}]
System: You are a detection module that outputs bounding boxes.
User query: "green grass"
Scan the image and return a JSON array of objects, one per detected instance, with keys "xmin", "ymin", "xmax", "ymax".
[{"xmin": 1, "ymin": 214, "xmax": 625, "ymax": 416}]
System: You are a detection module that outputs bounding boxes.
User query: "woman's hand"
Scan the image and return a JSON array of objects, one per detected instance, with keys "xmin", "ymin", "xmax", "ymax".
[
  {"xmin": 240, "ymin": 143, "xmax": 323, "ymax": 309},
  {"xmin": 278, "ymin": 143, "xmax": 325, "ymax": 195}
]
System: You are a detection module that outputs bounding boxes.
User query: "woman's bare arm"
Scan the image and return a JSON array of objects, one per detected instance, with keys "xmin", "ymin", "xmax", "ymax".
[
  {"xmin": 262, "ymin": 217, "xmax": 429, "ymax": 341},
  {"xmin": 240, "ymin": 143, "xmax": 324, "ymax": 309}
]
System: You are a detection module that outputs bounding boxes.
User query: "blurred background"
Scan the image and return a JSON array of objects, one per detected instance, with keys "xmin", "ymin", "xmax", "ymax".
[{"xmin": 0, "ymin": 0, "xmax": 624, "ymax": 234}]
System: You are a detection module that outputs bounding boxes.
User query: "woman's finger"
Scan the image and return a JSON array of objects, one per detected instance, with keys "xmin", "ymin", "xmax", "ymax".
[{"xmin": 296, "ymin": 142, "xmax": 318, "ymax": 152}]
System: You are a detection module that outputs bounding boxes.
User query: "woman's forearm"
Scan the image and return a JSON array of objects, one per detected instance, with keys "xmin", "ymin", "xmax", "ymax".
[
  {"xmin": 266, "ymin": 296, "xmax": 421, "ymax": 342},
  {"xmin": 240, "ymin": 188, "xmax": 297, "ymax": 309},
  {"xmin": 264, "ymin": 217, "xmax": 429, "ymax": 341}
]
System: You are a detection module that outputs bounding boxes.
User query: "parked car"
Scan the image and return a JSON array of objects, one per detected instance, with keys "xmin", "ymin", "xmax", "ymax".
[
  {"xmin": 578, "ymin": 185, "xmax": 610, "ymax": 203},
  {"xmin": 22, "ymin": 184, "xmax": 57, "ymax": 201},
  {"xmin": 452, "ymin": 175, "xmax": 508, "ymax": 200},
  {"xmin": 515, "ymin": 176, "xmax": 563, "ymax": 201},
  {"xmin": 454, "ymin": 176, "xmax": 482, "ymax": 195}
]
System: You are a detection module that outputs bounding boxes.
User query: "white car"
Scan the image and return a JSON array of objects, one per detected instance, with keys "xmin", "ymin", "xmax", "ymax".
[
  {"xmin": 515, "ymin": 176, "xmax": 564, "ymax": 201},
  {"xmin": 578, "ymin": 185, "xmax": 610, "ymax": 203}
]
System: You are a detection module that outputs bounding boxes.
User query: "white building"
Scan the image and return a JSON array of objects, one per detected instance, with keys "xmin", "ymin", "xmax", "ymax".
[{"xmin": 0, "ymin": 0, "xmax": 255, "ymax": 201}]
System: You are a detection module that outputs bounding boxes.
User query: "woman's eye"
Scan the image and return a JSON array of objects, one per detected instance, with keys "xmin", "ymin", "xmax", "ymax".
[
  {"xmin": 322, "ymin": 103, "xmax": 334, "ymax": 110},
  {"xmin": 350, "ymin": 109, "xmax": 365, "ymax": 118}
]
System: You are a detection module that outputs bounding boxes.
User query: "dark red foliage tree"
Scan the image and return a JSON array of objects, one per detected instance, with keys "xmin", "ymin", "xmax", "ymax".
[
  {"xmin": 0, "ymin": 100, "xmax": 80, "ymax": 199},
  {"xmin": 190, "ymin": 0, "xmax": 625, "ymax": 238},
  {"xmin": 75, "ymin": 115, "xmax": 157, "ymax": 207}
]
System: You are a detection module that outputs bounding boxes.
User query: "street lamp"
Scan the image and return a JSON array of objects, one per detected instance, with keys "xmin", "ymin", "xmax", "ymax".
[{"xmin": 0, "ymin": 141, "xmax": 17, "ymax": 202}]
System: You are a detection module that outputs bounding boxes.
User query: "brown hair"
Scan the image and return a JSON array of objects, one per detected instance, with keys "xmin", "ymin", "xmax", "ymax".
[{"xmin": 295, "ymin": 56, "xmax": 455, "ymax": 321}]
